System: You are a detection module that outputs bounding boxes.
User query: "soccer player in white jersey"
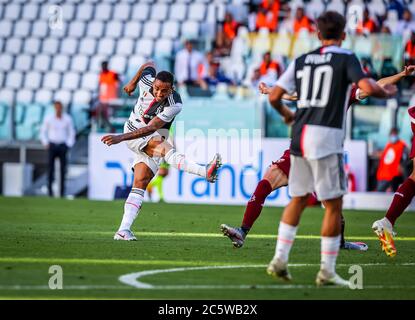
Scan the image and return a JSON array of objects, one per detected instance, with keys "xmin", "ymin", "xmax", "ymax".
[{"xmin": 101, "ymin": 61, "xmax": 222, "ymax": 241}]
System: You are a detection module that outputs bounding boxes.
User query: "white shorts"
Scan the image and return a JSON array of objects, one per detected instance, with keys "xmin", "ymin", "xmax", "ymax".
[
  {"xmin": 288, "ymin": 153, "xmax": 347, "ymax": 201},
  {"xmin": 124, "ymin": 120, "xmax": 163, "ymax": 175}
]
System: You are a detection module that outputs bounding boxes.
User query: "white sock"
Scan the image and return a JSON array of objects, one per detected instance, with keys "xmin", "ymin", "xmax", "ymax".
[
  {"xmin": 321, "ymin": 235, "xmax": 341, "ymax": 274},
  {"xmin": 164, "ymin": 149, "xmax": 206, "ymax": 177},
  {"xmin": 118, "ymin": 188, "xmax": 144, "ymax": 231},
  {"xmin": 273, "ymin": 222, "xmax": 298, "ymax": 263}
]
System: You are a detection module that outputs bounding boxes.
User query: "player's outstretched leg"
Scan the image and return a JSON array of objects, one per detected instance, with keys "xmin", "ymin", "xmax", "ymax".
[{"xmin": 221, "ymin": 163, "xmax": 288, "ymax": 248}]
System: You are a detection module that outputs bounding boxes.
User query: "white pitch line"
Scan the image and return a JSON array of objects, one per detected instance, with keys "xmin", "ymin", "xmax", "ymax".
[{"xmin": 118, "ymin": 263, "xmax": 415, "ymax": 290}]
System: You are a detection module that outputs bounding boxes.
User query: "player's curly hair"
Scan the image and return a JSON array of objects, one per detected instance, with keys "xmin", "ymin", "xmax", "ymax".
[
  {"xmin": 317, "ymin": 11, "xmax": 346, "ymax": 40},
  {"xmin": 156, "ymin": 71, "xmax": 175, "ymax": 86}
]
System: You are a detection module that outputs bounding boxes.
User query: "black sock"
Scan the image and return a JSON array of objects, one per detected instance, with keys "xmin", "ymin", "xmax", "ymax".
[
  {"xmin": 241, "ymin": 226, "xmax": 250, "ymax": 236},
  {"xmin": 340, "ymin": 215, "xmax": 346, "ymax": 247}
]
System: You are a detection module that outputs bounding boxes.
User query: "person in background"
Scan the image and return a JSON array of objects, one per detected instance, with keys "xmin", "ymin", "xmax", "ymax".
[
  {"xmin": 293, "ymin": 6, "xmax": 314, "ymax": 34},
  {"xmin": 393, "ymin": 8, "xmax": 415, "ymax": 35},
  {"xmin": 223, "ymin": 12, "xmax": 239, "ymax": 44},
  {"xmin": 40, "ymin": 101, "xmax": 76, "ymax": 198},
  {"xmin": 201, "ymin": 60, "xmax": 234, "ymax": 91},
  {"xmin": 376, "ymin": 128, "xmax": 408, "ymax": 192},
  {"xmin": 404, "ymin": 31, "xmax": 415, "ymax": 66},
  {"xmin": 279, "ymin": 6, "xmax": 294, "ymax": 34},
  {"xmin": 259, "ymin": 51, "xmax": 282, "ymax": 78},
  {"xmin": 175, "ymin": 40, "xmax": 205, "ymax": 88},
  {"xmin": 356, "ymin": 7, "xmax": 378, "ymax": 35},
  {"xmin": 256, "ymin": 6, "xmax": 278, "ymax": 32},
  {"xmin": 97, "ymin": 61, "xmax": 120, "ymax": 132}
]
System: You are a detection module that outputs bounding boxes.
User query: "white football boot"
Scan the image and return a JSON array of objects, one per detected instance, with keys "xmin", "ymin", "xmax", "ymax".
[
  {"xmin": 316, "ymin": 269, "xmax": 350, "ymax": 287},
  {"xmin": 266, "ymin": 258, "xmax": 292, "ymax": 281},
  {"xmin": 114, "ymin": 229, "xmax": 137, "ymax": 241}
]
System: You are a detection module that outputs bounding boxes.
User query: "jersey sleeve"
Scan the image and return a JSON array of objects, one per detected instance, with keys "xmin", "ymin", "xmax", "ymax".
[
  {"xmin": 157, "ymin": 104, "xmax": 182, "ymax": 123},
  {"xmin": 275, "ymin": 60, "xmax": 296, "ymax": 94},
  {"xmin": 346, "ymin": 54, "xmax": 366, "ymax": 84},
  {"xmin": 138, "ymin": 66, "xmax": 156, "ymax": 92}
]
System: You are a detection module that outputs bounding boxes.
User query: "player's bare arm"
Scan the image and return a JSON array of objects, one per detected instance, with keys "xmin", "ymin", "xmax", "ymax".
[
  {"xmin": 357, "ymin": 77, "xmax": 397, "ymax": 99},
  {"xmin": 268, "ymin": 85, "xmax": 295, "ymax": 125},
  {"xmin": 358, "ymin": 65, "xmax": 415, "ymax": 100},
  {"xmin": 101, "ymin": 116, "xmax": 166, "ymax": 146},
  {"xmin": 259, "ymin": 82, "xmax": 298, "ymax": 100},
  {"xmin": 123, "ymin": 61, "xmax": 156, "ymax": 96}
]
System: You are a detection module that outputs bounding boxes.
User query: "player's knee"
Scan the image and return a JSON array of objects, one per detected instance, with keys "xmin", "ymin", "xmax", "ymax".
[{"xmin": 264, "ymin": 165, "xmax": 288, "ymax": 189}]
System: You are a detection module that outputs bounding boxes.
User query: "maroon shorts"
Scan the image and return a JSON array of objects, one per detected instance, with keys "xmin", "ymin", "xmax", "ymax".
[{"xmin": 271, "ymin": 149, "xmax": 291, "ymax": 177}]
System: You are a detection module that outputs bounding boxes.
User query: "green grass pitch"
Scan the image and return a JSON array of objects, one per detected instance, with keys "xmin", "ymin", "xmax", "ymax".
[{"xmin": 0, "ymin": 196, "xmax": 414, "ymax": 300}]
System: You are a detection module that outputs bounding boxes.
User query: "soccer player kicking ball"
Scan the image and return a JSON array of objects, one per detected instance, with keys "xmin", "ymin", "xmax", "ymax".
[
  {"xmin": 221, "ymin": 65, "xmax": 415, "ymax": 251},
  {"xmin": 101, "ymin": 61, "xmax": 222, "ymax": 241},
  {"xmin": 264, "ymin": 11, "xmax": 396, "ymax": 287}
]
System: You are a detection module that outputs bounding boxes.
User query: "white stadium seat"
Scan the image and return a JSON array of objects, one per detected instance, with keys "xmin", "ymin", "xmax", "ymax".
[
  {"xmin": 5, "ymin": 38, "xmax": 22, "ymax": 55},
  {"xmin": 170, "ymin": 3, "xmax": 188, "ymax": 21},
  {"xmin": 16, "ymin": 89, "xmax": 34, "ymax": 104},
  {"xmin": 162, "ymin": 21, "xmax": 180, "ymax": 39},
  {"xmin": 33, "ymin": 55, "xmax": 51, "ymax": 72},
  {"xmin": 62, "ymin": 72, "xmax": 80, "ymax": 90},
  {"xmin": 32, "ymin": 21, "xmax": 48, "ymax": 38},
  {"xmin": 181, "ymin": 21, "xmax": 200, "ymax": 38},
  {"xmin": 35, "ymin": 89, "xmax": 53, "ymax": 104},
  {"xmin": 155, "ymin": 39, "xmax": 173, "ymax": 57},
  {"xmin": 95, "ymin": 3, "xmax": 112, "ymax": 20},
  {"xmin": 68, "ymin": 21, "xmax": 86, "ymax": 38},
  {"xmin": 150, "ymin": 3, "xmax": 169, "ymax": 21},
  {"xmin": 60, "ymin": 38, "xmax": 78, "ymax": 55},
  {"xmin": 124, "ymin": 21, "xmax": 142, "ymax": 39},
  {"xmin": 90, "ymin": 55, "xmax": 108, "ymax": 73},
  {"xmin": 0, "ymin": 21, "xmax": 12, "ymax": 37},
  {"xmin": 113, "ymin": 3, "xmax": 130, "ymax": 21},
  {"xmin": 135, "ymin": 39, "xmax": 154, "ymax": 57},
  {"xmin": 24, "ymin": 71, "xmax": 42, "ymax": 90},
  {"xmin": 0, "ymin": 89, "xmax": 15, "ymax": 104},
  {"xmin": 76, "ymin": 4, "xmax": 94, "ymax": 21},
  {"xmin": 52, "ymin": 55, "xmax": 70, "ymax": 72},
  {"xmin": 79, "ymin": 38, "xmax": 97, "ymax": 55},
  {"xmin": 105, "ymin": 21, "xmax": 123, "ymax": 38},
  {"xmin": 73, "ymin": 90, "xmax": 92, "ymax": 105},
  {"xmin": 188, "ymin": 3, "xmax": 206, "ymax": 21},
  {"xmin": 71, "ymin": 55, "xmax": 89, "ymax": 73},
  {"xmin": 62, "ymin": 3, "xmax": 75, "ymax": 21},
  {"xmin": 6, "ymin": 71, "xmax": 23, "ymax": 89},
  {"xmin": 43, "ymin": 72, "xmax": 61, "ymax": 90},
  {"xmin": 306, "ymin": 0, "xmax": 325, "ymax": 20},
  {"xmin": 131, "ymin": 3, "xmax": 149, "ymax": 21},
  {"xmin": 4, "ymin": 3, "xmax": 21, "ymax": 20},
  {"xmin": 86, "ymin": 21, "xmax": 105, "ymax": 38},
  {"xmin": 14, "ymin": 20, "xmax": 31, "ymax": 38},
  {"xmin": 127, "ymin": 55, "xmax": 145, "ymax": 71},
  {"xmin": 15, "ymin": 55, "xmax": 32, "ymax": 72},
  {"xmin": 97, "ymin": 38, "xmax": 115, "ymax": 55},
  {"xmin": 22, "ymin": 3, "xmax": 39, "ymax": 20},
  {"xmin": 81, "ymin": 72, "xmax": 99, "ymax": 91},
  {"xmin": 0, "ymin": 72, "xmax": 4, "ymax": 87},
  {"xmin": 54, "ymin": 90, "xmax": 72, "ymax": 105},
  {"xmin": 0, "ymin": 54, "xmax": 13, "ymax": 72},
  {"xmin": 143, "ymin": 21, "xmax": 160, "ymax": 39},
  {"xmin": 42, "ymin": 38, "xmax": 59, "ymax": 54},
  {"xmin": 116, "ymin": 38, "xmax": 134, "ymax": 55},
  {"xmin": 326, "ymin": 0, "xmax": 345, "ymax": 15},
  {"xmin": 24, "ymin": 38, "xmax": 41, "ymax": 54},
  {"xmin": 109, "ymin": 56, "xmax": 127, "ymax": 74}
]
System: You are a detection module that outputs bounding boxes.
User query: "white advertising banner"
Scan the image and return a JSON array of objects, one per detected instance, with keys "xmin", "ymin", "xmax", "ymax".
[{"xmin": 89, "ymin": 133, "xmax": 368, "ymax": 207}]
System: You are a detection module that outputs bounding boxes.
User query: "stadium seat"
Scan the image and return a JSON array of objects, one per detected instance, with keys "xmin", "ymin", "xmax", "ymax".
[
  {"xmin": 169, "ymin": 3, "xmax": 188, "ymax": 21},
  {"xmin": 230, "ymin": 26, "xmax": 250, "ymax": 60},
  {"xmin": 22, "ymin": 3, "xmax": 39, "ymax": 20},
  {"xmin": 116, "ymin": 38, "xmax": 134, "ymax": 56},
  {"xmin": 292, "ymin": 30, "xmax": 312, "ymax": 58},
  {"xmin": 188, "ymin": 3, "xmax": 206, "ymax": 21},
  {"xmin": 306, "ymin": 0, "xmax": 326, "ymax": 19},
  {"xmin": 90, "ymin": 55, "xmax": 108, "ymax": 73},
  {"xmin": 109, "ymin": 56, "xmax": 127, "ymax": 74},
  {"xmin": 71, "ymin": 55, "xmax": 89, "ymax": 73},
  {"xmin": 76, "ymin": 3, "xmax": 94, "ymax": 21},
  {"xmin": 124, "ymin": 21, "xmax": 142, "ymax": 39},
  {"xmin": 0, "ymin": 72, "xmax": 3, "ymax": 87},
  {"xmin": 33, "ymin": 54, "xmax": 51, "ymax": 72},
  {"xmin": 97, "ymin": 38, "xmax": 115, "ymax": 55},
  {"xmin": 0, "ymin": 89, "xmax": 15, "ymax": 105},
  {"xmin": 43, "ymin": 72, "xmax": 61, "ymax": 90},
  {"xmin": 71, "ymin": 104, "xmax": 90, "ymax": 132},
  {"xmin": 15, "ymin": 55, "xmax": 32, "ymax": 72},
  {"xmin": 79, "ymin": 38, "xmax": 97, "ymax": 55},
  {"xmin": 0, "ymin": 21, "xmax": 12, "ymax": 37},
  {"xmin": 113, "ymin": 3, "xmax": 131, "ymax": 21},
  {"xmin": 42, "ymin": 38, "xmax": 60, "ymax": 54},
  {"xmin": 6, "ymin": 38, "xmax": 22, "ymax": 55},
  {"xmin": 24, "ymin": 71, "xmax": 42, "ymax": 90},
  {"xmin": 126, "ymin": 55, "xmax": 146, "ymax": 72},
  {"xmin": 61, "ymin": 3, "xmax": 76, "ymax": 21},
  {"xmin": 52, "ymin": 55, "xmax": 71, "ymax": 72},
  {"xmin": 0, "ymin": 54, "xmax": 14, "ymax": 72},
  {"xmin": 6, "ymin": 71, "xmax": 23, "ymax": 90},
  {"xmin": 0, "ymin": 102, "xmax": 11, "ymax": 139},
  {"xmin": 73, "ymin": 90, "xmax": 92, "ymax": 105},
  {"xmin": 150, "ymin": 3, "xmax": 169, "ymax": 21},
  {"xmin": 35, "ymin": 89, "xmax": 53, "ymax": 104},
  {"xmin": 16, "ymin": 89, "xmax": 34, "ymax": 104},
  {"xmin": 54, "ymin": 90, "xmax": 73, "ymax": 105},
  {"xmin": 13, "ymin": 20, "xmax": 31, "ymax": 38},
  {"xmin": 14, "ymin": 103, "xmax": 25, "ymax": 125},
  {"xmin": 81, "ymin": 72, "xmax": 99, "ymax": 91},
  {"xmin": 161, "ymin": 21, "xmax": 180, "ymax": 39},
  {"xmin": 68, "ymin": 21, "xmax": 86, "ymax": 38},
  {"xmin": 86, "ymin": 21, "xmax": 105, "ymax": 38},
  {"xmin": 181, "ymin": 21, "xmax": 200, "ymax": 38},
  {"xmin": 62, "ymin": 72, "xmax": 80, "ymax": 90},
  {"xmin": 61, "ymin": 38, "xmax": 78, "ymax": 55},
  {"xmin": 31, "ymin": 21, "xmax": 49, "ymax": 38},
  {"xmin": 154, "ymin": 39, "xmax": 173, "ymax": 57},
  {"xmin": 135, "ymin": 38, "xmax": 154, "ymax": 57},
  {"xmin": 272, "ymin": 31, "xmax": 292, "ymax": 58},
  {"xmin": 95, "ymin": 3, "xmax": 112, "ymax": 21},
  {"xmin": 16, "ymin": 103, "xmax": 44, "ymax": 140},
  {"xmin": 105, "ymin": 21, "xmax": 124, "ymax": 38},
  {"xmin": 4, "ymin": 3, "xmax": 21, "ymax": 20},
  {"xmin": 143, "ymin": 21, "xmax": 161, "ymax": 39},
  {"xmin": 131, "ymin": 3, "xmax": 150, "ymax": 21},
  {"xmin": 251, "ymin": 28, "xmax": 271, "ymax": 64}
]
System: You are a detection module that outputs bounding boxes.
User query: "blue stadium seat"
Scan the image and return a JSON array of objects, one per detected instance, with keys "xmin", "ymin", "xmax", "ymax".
[{"xmin": 0, "ymin": 102, "xmax": 11, "ymax": 140}]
